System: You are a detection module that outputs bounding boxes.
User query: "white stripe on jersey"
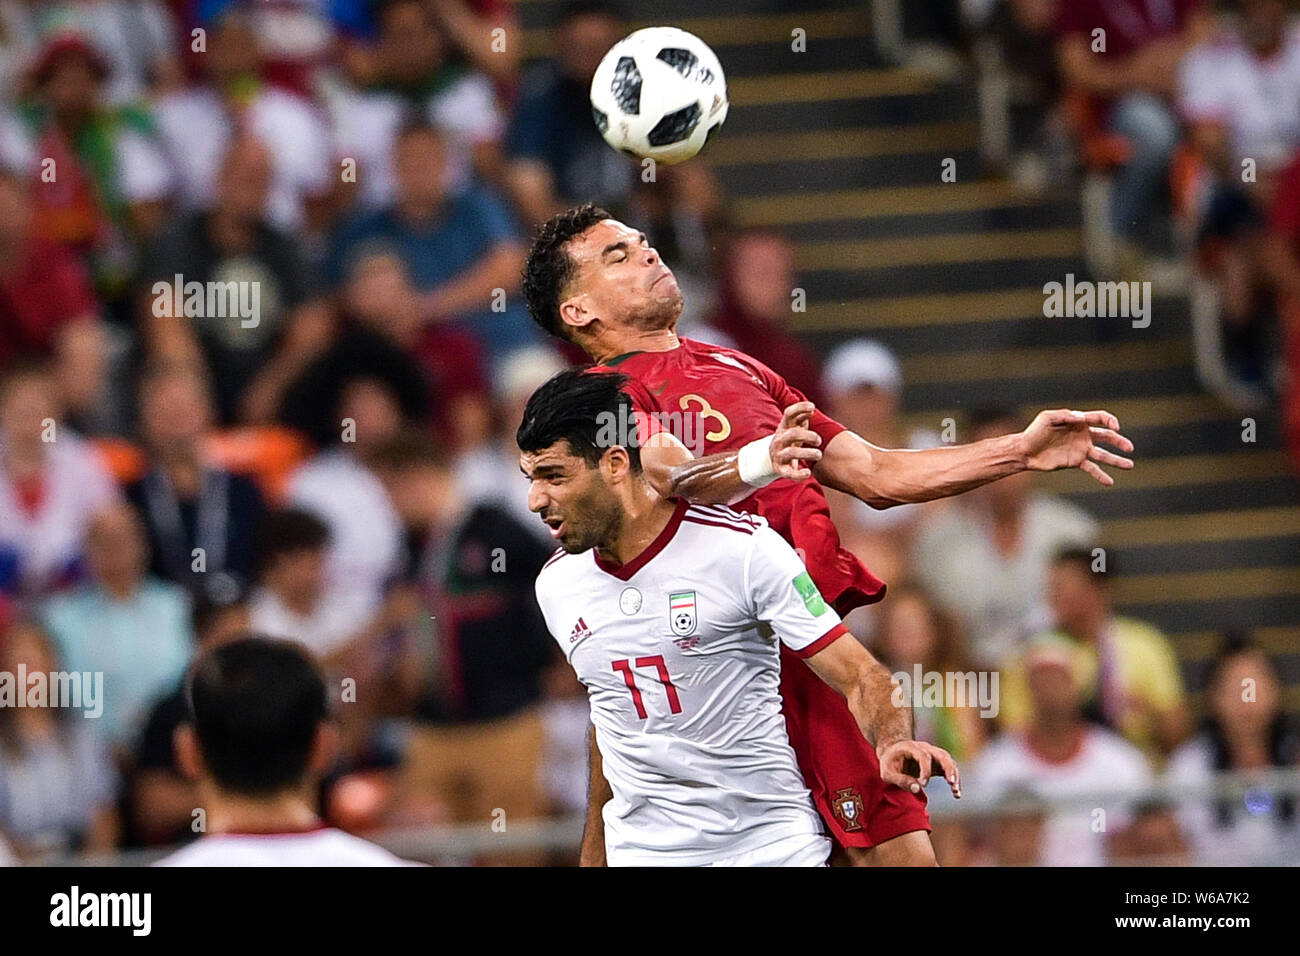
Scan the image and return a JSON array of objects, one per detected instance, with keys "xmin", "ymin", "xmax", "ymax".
[{"xmin": 534, "ymin": 499, "xmax": 845, "ymax": 866}]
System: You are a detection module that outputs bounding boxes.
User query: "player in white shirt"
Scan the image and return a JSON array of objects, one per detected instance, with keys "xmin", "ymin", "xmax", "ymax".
[
  {"xmin": 518, "ymin": 370, "xmax": 961, "ymax": 866},
  {"xmin": 155, "ymin": 637, "xmax": 412, "ymax": 867}
]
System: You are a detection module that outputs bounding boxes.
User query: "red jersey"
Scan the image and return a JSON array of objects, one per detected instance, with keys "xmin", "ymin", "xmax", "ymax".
[
  {"xmin": 589, "ymin": 338, "xmax": 926, "ymax": 850},
  {"xmin": 597, "ymin": 337, "xmax": 887, "ymax": 613}
]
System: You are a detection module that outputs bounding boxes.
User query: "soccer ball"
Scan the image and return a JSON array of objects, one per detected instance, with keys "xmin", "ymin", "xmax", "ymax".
[{"xmin": 589, "ymin": 26, "xmax": 729, "ymax": 166}]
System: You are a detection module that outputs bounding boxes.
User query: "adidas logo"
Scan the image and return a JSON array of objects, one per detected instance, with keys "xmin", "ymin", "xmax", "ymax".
[{"xmin": 569, "ymin": 617, "xmax": 592, "ymax": 643}]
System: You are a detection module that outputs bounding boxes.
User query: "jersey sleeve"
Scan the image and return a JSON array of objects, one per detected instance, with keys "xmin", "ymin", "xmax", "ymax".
[
  {"xmin": 745, "ymin": 525, "xmax": 847, "ymax": 657},
  {"xmin": 748, "ymin": 353, "xmax": 847, "ymax": 447}
]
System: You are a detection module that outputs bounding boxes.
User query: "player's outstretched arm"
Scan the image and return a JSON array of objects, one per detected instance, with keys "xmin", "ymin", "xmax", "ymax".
[
  {"xmin": 814, "ymin": 409, "xmax": 1135, "ymax": 508},
  {"xmin": 579, "ymin": 725, "xmax": 611, "ymax": 867},
  {"xmin": 804, "ymin": 635, "xmax": 961, "ymax": 799},
  {"xmin": 639, "ymin": 401, "xmax": 823, "ymax": 505}
]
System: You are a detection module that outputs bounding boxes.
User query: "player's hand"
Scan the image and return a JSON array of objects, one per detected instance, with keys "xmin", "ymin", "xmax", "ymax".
[
  {"xmin": 877, "ymin": 739, "xmax": 961, "ymax": 798},
  {"xmin": 771, "ymin": 401, "xmax": 823, "ymax": 479},
  {"xmin": 1019, "ymin": 409, "xmax": 1134, "ymax": 486}
]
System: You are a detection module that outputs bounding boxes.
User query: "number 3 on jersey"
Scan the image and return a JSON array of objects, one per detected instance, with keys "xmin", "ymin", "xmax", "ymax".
[
  {"xmin": 612, "ymin": 655, "xmax": 683, "ymax": 718},
  {"xmin": 679, "ymin": 393, "xmax": 731, "ymax": 442}
]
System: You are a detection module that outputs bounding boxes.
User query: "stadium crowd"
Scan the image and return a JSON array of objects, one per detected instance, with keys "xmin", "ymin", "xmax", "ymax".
[{"xmin": 0, "ymin": 0, "xmax": 1296, "ymax": 866}]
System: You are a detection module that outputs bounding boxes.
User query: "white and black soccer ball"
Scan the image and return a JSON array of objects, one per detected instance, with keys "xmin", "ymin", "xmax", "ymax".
[{"xmin": 589, "ymin": 26, "xmax": 728, "ymax": 166}]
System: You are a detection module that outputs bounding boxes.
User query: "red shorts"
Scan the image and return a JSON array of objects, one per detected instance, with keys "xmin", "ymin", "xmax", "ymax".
[{"xmin": 754, "ymin": 483, "xmax": 932, "ymax": 848}]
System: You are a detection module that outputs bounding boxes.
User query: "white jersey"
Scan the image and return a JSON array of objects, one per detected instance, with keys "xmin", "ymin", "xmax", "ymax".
[
  {"xmin": 535, "ymin": 500, "xmax": 846, "ymax": 866},
  {"xmin": 155, "ymin": 827, "xmax": 415, "ymax": 867}
]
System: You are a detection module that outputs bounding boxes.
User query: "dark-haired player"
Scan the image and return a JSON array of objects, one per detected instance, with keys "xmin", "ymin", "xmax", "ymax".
[
  {"xmin": 156, "ymin": 637, "xmax": 412, "ymax": 866},
  {"xmin": 518, "ymin": 370, "xmax": 959, "ymax": 866},
  {"xmin": 521, "ymin": 203, "xmax": 1135, "ymax": 865}
]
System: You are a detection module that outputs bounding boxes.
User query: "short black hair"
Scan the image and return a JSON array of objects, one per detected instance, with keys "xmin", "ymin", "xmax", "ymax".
[
  {"xmin": 516, "ymin": 368, "xmax": 641, "ymax": 472},
  {"xmin": 522, "ymin": 203, "xmax": 611, "ymax": 338},
  {"xmin": 186, "ymin": 637, "xmax": 328, "ymax": 796},
  {"xmin": 255, "ymin": 509, "xmax": 330, "ymax": 579}
]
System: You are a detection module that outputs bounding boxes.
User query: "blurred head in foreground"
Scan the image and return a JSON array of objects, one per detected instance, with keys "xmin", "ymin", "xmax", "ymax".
[{"xmin": 177, "ymin": 637, "xmax": 335, "ymax": 808}]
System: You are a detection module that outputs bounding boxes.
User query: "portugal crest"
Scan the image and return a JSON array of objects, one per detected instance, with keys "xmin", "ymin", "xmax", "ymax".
[
  {"xmin": 668, "ymin": 590, "xmax": 697, "ymax": 637},
  {"xmin": 832, "ymin": 787, "xmax": 864, "ymax": 832}
]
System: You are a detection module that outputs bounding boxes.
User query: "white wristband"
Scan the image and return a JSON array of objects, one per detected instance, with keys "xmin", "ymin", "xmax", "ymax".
[{"xmin": 737, "ymin": 435, "xmax": 778, "ymax": 487}]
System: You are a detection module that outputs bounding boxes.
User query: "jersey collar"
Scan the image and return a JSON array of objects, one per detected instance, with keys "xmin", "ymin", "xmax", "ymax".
[
  {"xmin": 592, "ymin": 498, "xmax": 689, "ymax": 581},
  {"xmin": 601, "ymin": 350, "xmax": 644, "ymax": 367}
]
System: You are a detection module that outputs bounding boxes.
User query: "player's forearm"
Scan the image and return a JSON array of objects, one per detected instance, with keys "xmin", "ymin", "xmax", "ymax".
[
  {"xmin": 658, "ymin": 451, "xmax": 753, "ymax": 505},
  {"xmin": 819, "ymin": 430, "xmax": 1026, "ymax": 508},
  {"xmin": 806, "ymin": 635, "xmax": 914, "ymax": 747},
  {"xmin": 580, "ymin": 726, "xmax": 610, "ymax": 867},
  {"xmin": 641, "ymin": 434, "xmax": 761, "ymax": 506},
  {"xmin": 845, "ymin": 658, "xmax": 914, "ymax": 749}
]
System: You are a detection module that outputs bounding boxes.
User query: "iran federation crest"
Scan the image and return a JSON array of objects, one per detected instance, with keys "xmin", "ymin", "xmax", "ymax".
[
  {"xmin": 669, "ymin": 591, "xmax": 697, "ymax": 637},
  {"xmin": 832, "ymin": 787, "xmax": 864, "ymax": 832}
]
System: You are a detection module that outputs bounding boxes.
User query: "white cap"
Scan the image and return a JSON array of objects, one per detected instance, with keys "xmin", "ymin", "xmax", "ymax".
[{"xmin": 822, "ymin": 339, "xmax": 903, "ymax": 398}]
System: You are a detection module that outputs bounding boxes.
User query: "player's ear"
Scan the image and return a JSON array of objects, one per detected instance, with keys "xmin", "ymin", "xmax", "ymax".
[
  {"xmin": 558, "ymin": 294, "xmax": 596, "ymax": 336},
  {"xmin": 600, "ymin": 444, "xmax": 631, "ymax": 483},
  {"xmin": 174, "ymin": 724, "xmax": 205, "ymax": 781}
]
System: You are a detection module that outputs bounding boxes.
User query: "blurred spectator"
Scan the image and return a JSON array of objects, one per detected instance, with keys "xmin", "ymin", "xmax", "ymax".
[
  {"xmin": 1107, "ymin": 801, "xmax": 1190, "ymax": 863},
  {"xmin": 1165, "ymin": 634, "xmax": 1300, "ymax": 864},
  {"xmin": 373, "ymin": 431, "xmax": 556, "ymax": 834},
  {"xmin": 428, "ymin": 0, "xmax": 521, "ymax": 88},
  {"xmin": 152, "ymin": 11, "xmax": 333, "ymax": 235},
  {"xmin": 969, "ymin": 634, "xmax": 1152, "ymax": 866},
  {"xmin": 0, "ymin": 361, "xmax": 120, "ymax": 598},
  {"xmin": 538, "ymin": 663, "xmax": 590, "ymax": 824},
  {"xmin": 284, "ymin": 375, "xmax": 407, "ymax": 623},
  {"xmin": 455, "ymin": 345, "xmax": 566, "ymax": 540},
  {"xmin": 38, "ymin": 502, "xmax": 194, "ymax": 753},
  {"xmin": 281, "ymin": 249, "xmax": 490, "ymax": 448},
  {"xmin": 156, "ymin": 637, "xmax": 413, "ymax": 865},
  {"xmin": 12, "ymin": 32, "xmax": 173, "ymax": 303},
  {"xmin": 327, "ymin": 0, "xmax": 507, "ymax": 213},
  {"xmin": 872, "ymin": 583, "xmax": 985, "ymax": 866},
  {"xmin": 141, "ymin": 135, "xmax": 334, "ymax": 425},
  {"xmin": 873, "ymin": 584, "xmax": 986, "ymax": 764},
  {"xmin": 130, "ymin": 588, "xmax": 250, "ymax": 846},
  {"xmin": 0, "ymin": 617, "xmax": 120, "ymax": 859},
  {"xmin": 247, "ymin": 508, "xmax": 405, "ymax": 670},
  {"xmin": 1181, "ymin": 0, "xmax": 1300, "ymax": 184},
  {"xmin": 821, "ymin": 339, "xmax": 942, "ymax": 604},
  {"xmin": 1265, "ymin": 148, "xmax": 1300, "ymax": 472},
  {"xmin": 977, "ymin": 786, "xmax": 1048, "ymax": 866},
  {"xmin": 504, "ymin": 0, "xmax": 635, "ymax": 227},
  {"xmin": 1179, "ymin": 0, "xmax": 1300, "ymax": 393},
  {"xmin": 0, "ymin": 2, "xmax": 40, "ymax": 106},
  {"xmin": 1000, "ymin": 548, "xmax": 1191, "ymax": 763},
  {"xmin": 35, "ymin": 1, "xmax": 184, "ymax": 105},
  {"xmin": 328, "ymin": 119, "xmax": 536, "ymax": 363},
  {"xmin": 703, "ymin": 230, "xmax": 823, "ymax": 399},
  {"xmin": 0, "ymin": 169, "xmax": 112, "ymax": 431},
  {"xmin": 911, "ymin": 406, "xmax": 1099, "ymax": 667},
  {"xmin": 964, "ymin": 0, "xmax": 1067, "ymax": 190},
  {"xmin": 125, "ymin": 362, "xmax": 268, "ymax": 599},
  {"xmin": 193, "ymin": 0, "xmax": 340, "ymax": 99},
  {"xmin": 1055, "ymin": 0, "xmax": 1212, "ymax": 268}
]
